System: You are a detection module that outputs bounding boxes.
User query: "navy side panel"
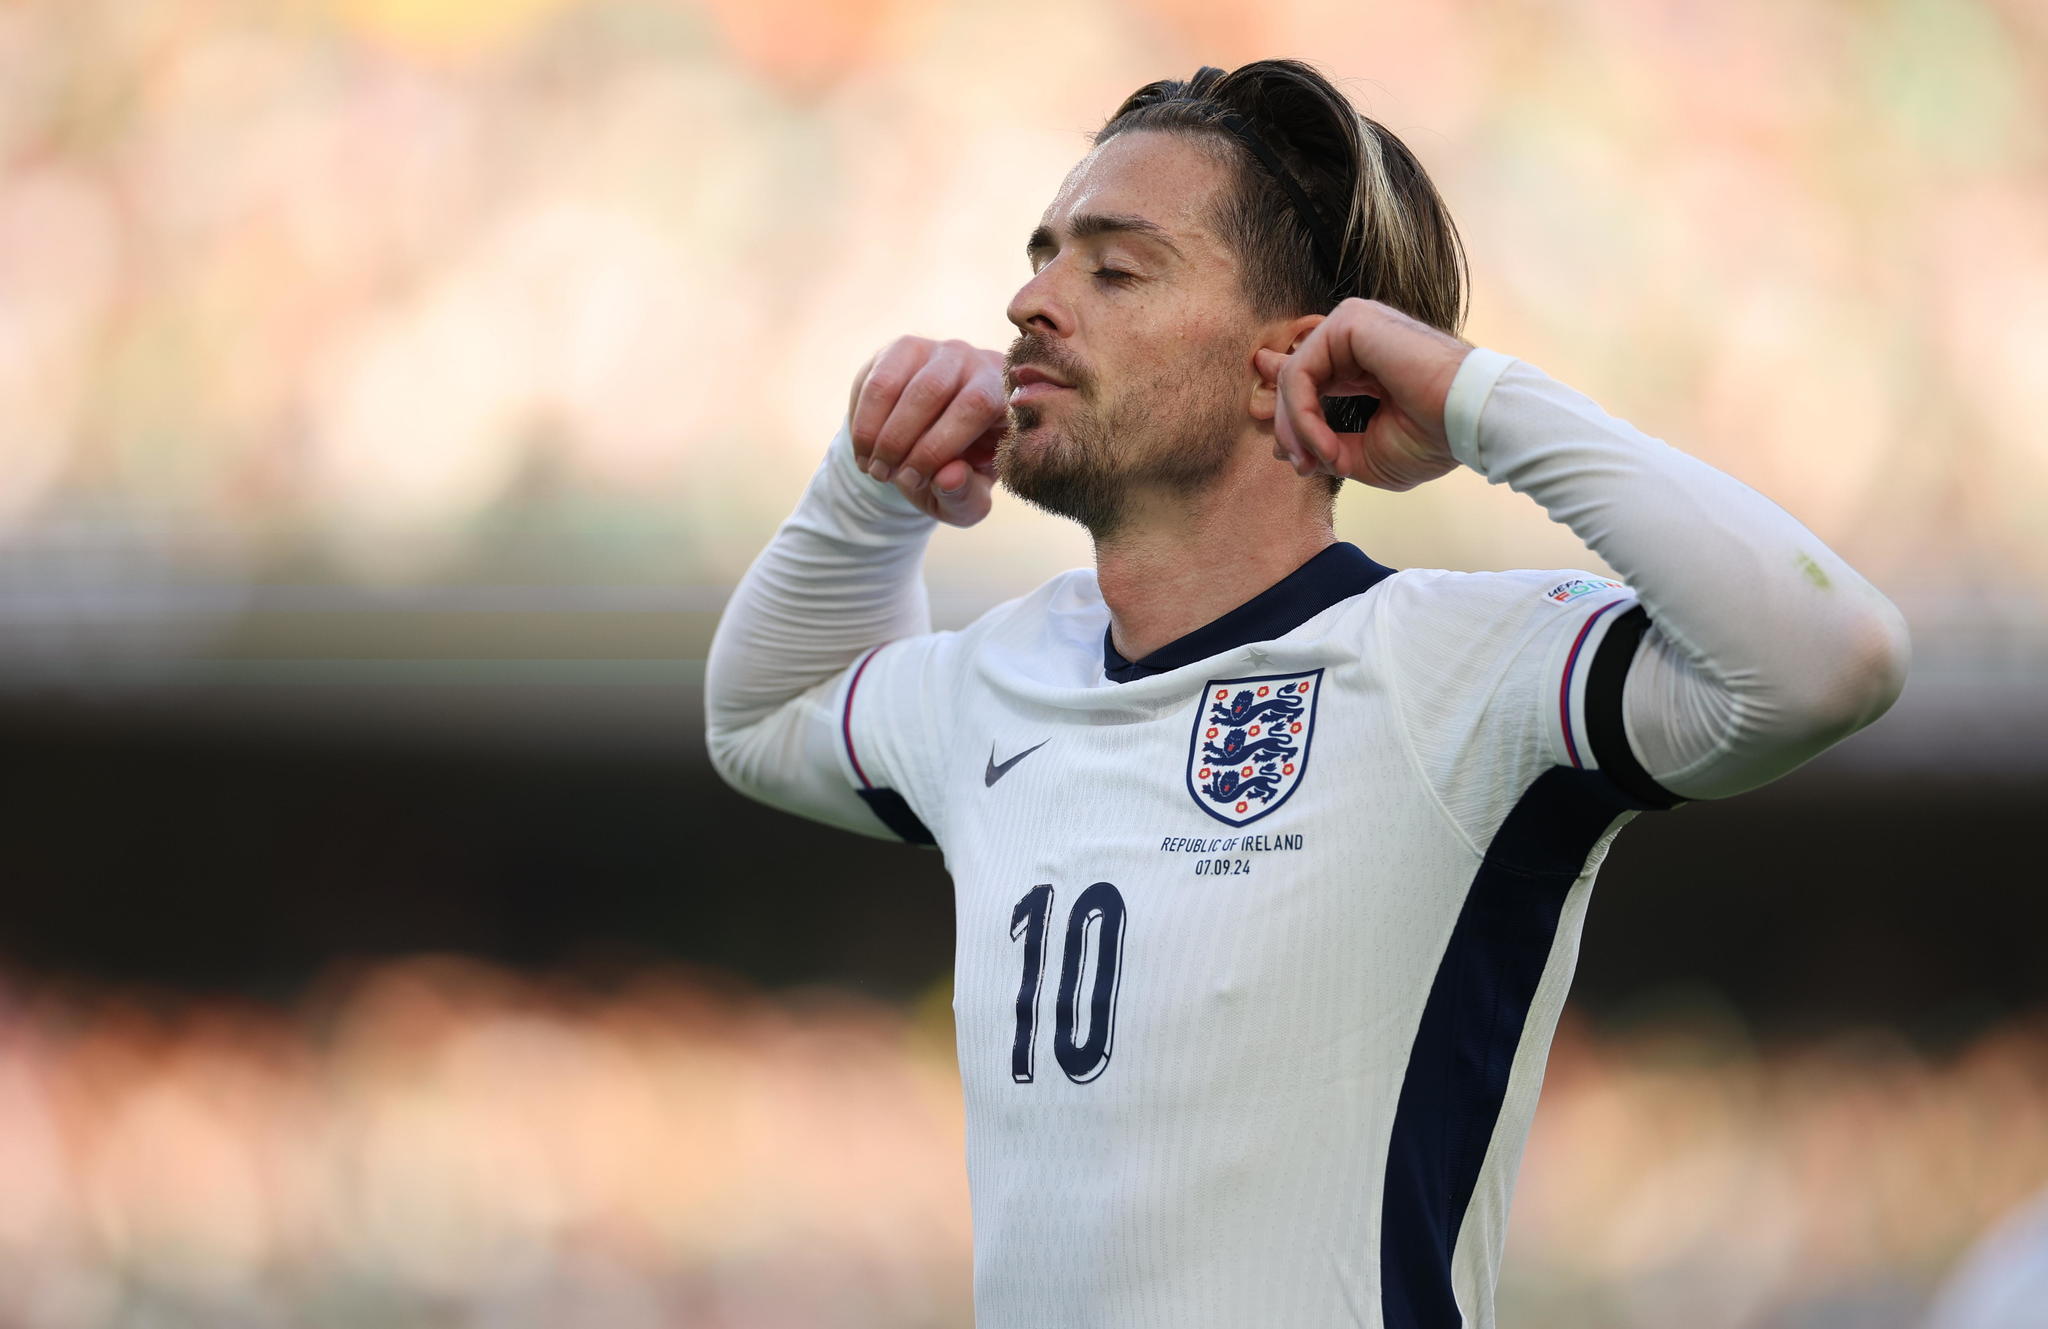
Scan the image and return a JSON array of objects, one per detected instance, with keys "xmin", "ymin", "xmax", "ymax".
[
  {"xmin": 855, "ymin": 787, "xmax": 937, "ymax": 847},
  {"xmin": 1379, "ymin": 764, "xmax": 1647, "ymax": 1328}
]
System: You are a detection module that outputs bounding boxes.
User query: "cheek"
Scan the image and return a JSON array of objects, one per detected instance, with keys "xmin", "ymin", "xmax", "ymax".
[
  {"xmin": 1101, "ymin": 299, "xmax": 1237, "ymax": 398},
  {"xmin": 1142, "ymin": 331, "xmax": 1241, "ymax": 402}
]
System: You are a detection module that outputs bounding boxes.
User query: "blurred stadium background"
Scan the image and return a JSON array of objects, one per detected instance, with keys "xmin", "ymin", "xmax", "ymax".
[{"xmin": 0, "ymin": 0, "xmax": 2043, "ymax": 1324}]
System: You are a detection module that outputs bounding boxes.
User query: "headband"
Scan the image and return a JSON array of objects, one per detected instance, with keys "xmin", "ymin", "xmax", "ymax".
[{"xmin": 1212, "ymin": 108, "xmax": 1344, "ymax": 305}]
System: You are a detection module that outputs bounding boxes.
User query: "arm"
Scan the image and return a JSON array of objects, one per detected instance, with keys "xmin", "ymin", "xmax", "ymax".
[
  {"xmin": 703, "ymin": 417, "xmax": 939, "ymax": 838},
  {"xmin": 1442, "ymin": 347, "xmax": 1910, "ymax": 801},
  {"xmin": 703, "ymin": 335, "xmax": 1007, "ymax": 838},
  {"xmin": 1259, "ymin": 298, "xmax": 1911, "ymax": 804}
]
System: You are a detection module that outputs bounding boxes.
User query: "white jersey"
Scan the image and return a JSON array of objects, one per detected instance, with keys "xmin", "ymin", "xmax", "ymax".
[
  {"xmin": 830, "ymin": 542, "xmax": 1680, "ymax": 1329},
  {"xmin": 705, "ymin": 343, "xmax": 1910, "ymax": 1329}
]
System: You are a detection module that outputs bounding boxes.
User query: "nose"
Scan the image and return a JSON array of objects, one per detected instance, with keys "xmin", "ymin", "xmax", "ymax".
[{"xmin": 1006, "ymin": 262, "xmax": 1067, "ymax": 339}]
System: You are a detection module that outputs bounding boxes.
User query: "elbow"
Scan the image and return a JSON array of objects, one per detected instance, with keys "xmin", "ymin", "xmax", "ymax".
[
  {"xmin": 702, "ymin": 654, "xmax": 762, "ymax": 797},
  {"xmin": 702, "ymin": 671, "xmax": 753, "ymax": 797},
  {"xmin": 1652, "ymin": 599, "xmax": 1912, "ymax": 802},
  {"xmin": 705, "ymin": 723, "xmax": 736, "ymax": 790},
  {"xmin": 1785, "ymin": 598, "xmax": 1913, "ymax": 746},
  {"xmin": 704, "ymin": 706, "xmax": 816, "ymax": 815},
  {"xmin": 1858, "ymin": 598, "xmax": 1912, "ymax": 725},
  {"xmin": 703, "ymin": 719, "xmax": 757, "ymax": 800}
]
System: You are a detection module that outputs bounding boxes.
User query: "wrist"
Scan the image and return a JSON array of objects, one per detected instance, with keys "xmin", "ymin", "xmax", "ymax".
[
  {"xmin": 825, "ymin": 417, "xmax": 936, "ymax": 525},
  {"xmin": 1442, "ymin": 346, "xmax": 1520, "ymax": 473}
]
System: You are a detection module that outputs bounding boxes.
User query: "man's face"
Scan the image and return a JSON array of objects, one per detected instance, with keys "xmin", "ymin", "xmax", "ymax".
[{"xmin": 998, "ymin": 130, "xmax": 1257, "ymax": 539}]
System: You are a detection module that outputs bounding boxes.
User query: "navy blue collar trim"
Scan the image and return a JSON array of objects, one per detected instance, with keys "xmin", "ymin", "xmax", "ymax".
[{"xmin": 1101, "ymin": 541, "xmax": 1398, "ymax": 684}]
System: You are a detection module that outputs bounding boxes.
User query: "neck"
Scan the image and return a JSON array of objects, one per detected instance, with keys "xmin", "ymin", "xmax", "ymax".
[{"xmin": 1094, "ymin": 456, "xmax": 1337, "ymax": 662}]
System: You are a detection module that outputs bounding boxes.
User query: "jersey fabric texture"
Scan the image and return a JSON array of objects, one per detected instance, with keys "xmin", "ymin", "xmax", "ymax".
[{"xmin": 831, "ymin": 538, "xmax": 1681, "ymax": 1329}]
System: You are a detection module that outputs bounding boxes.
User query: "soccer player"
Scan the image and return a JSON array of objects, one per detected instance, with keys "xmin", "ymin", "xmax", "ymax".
[{"xmin": 704, "ymin": 59, "xmax": 1909, "ymax": 1329}]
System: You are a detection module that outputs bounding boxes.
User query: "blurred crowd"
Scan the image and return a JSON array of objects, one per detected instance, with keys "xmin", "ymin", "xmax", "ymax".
[
  {"xmin": 0, "ymin": 0, "xmax": 2041, "ymax": 608},
  {"xmin": 0, "ymin": 957, "xmax": 2038, "ymax": 1328},
  {"xmin": 0, "ymin": 959, "xmax": 975, "ymax": 1328}
]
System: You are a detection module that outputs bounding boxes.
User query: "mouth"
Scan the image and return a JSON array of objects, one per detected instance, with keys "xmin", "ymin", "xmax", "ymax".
[
  {"xmin": 1008, "ymin": 380, "xmax": 1072, "ymax": 404},
  {"xmin": 1007, "ymin": 363, "xmax": 1075, "ymax": 395}
]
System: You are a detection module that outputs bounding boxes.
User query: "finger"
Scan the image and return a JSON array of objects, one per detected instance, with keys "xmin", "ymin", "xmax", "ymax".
[
  {"xmin": 847, "ymin": 349, "xmax": 878, "ymax": 431},
  {"xmin": 963, "ymin": 418, "xmax": 1006, "ymax": 475},
  {"xmin": 1256, "ymin": 348, "xmax": 1304, "ymax": 465},
  {"xmin": 849, "ymin": 341, "xmax": 928, "ymax": 471},
  {"xmin": 930, "ymin": 460, "xmax": 995, "ymax": 527},
  {"xmin": 895, "ymin": 373, "xmax": 1007, "ymax": 493},
  {"xmin": 1276, "ymin": 397, "xmax": 1313, "ymax": 473},
  {"xmin": 1306, "ymin": 304, "xmax": 1390, "ymax": 415},
  {"xmin": 1273, "ymin": 329, "xmax": 1351, "ymax": 471},
  {"xmin": 1286, "ymin": 376, "xmax": 1335, "ymax": 468},
  {"xmin": 1262, "ymin": 342, "xmax": 1369, "ymax": 406},
  {"xmin": 1281, "ymin": 343, "xmax": 1339, "ymax": 469},
  {"xmin": 1269, "ymin": 355, "xmax": 1304, "ymax": 464},
  {"xmin": 1257, "ymin": 351, "xmax": 1302, "ymax": 470},
  {"xmin": 868, "ymin": 357, "xmax": 960, "ymax": 481}
]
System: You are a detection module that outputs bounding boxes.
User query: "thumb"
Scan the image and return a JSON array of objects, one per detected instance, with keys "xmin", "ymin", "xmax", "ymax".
[{"xmin": 931, "ymin": 458, "xmax": 994, "ymax": 527}]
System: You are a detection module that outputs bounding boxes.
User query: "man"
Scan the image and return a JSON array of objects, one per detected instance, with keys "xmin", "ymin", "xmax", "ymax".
[{"xmin": 705, "ymin": 59, "xmax": 1909, "ymax": 1329}]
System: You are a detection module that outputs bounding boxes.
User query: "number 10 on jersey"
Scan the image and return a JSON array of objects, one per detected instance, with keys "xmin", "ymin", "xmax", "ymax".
[{"xmin": 1009, "ymin": 881, "xmax": 1128, "ymax": 1084}]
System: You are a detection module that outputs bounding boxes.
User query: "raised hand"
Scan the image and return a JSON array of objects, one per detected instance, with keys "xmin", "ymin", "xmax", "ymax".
[
  {"xmin": 1255, "ymin": 298, "xmax": 1475, "ymax": 493},
  {"xmin": 846, "ymin": 336, "xmax": 1008, "ymax": 527}
]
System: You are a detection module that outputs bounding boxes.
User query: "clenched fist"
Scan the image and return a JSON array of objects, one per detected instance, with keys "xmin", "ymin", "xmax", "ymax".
[
  {"xmin": 1255, "ymin": 298, "xmax": 1475, "ymax": 493},
  {"xmin": 846, "ymin": 336, "xmax": 1008, "ymax": 527}
]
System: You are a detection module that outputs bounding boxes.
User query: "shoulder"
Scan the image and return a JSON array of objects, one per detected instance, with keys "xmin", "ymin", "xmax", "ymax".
[
  {"xmin": 876, "ymin": 565, "xmax": 1105, "ymax": 683},
  {"xmin": 956, "ymin": 566, "xmax": 1100, "ymax": 641},
  {"xmin": 1380, "ymin": 566, "xmax": 1630, "ymax": 633},
  {"xmin": 876, "ymin": 567, "xmax": 1099, "ymax": 679},
  {"xmin": 1373, "ymin": 566, "xmax": 1637, "ymax": 688}
]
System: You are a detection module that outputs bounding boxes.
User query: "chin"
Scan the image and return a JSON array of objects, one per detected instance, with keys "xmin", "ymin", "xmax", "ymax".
[{"xmin": 998, "ymin": 409, "xmax": 1053, "ymax": 460}]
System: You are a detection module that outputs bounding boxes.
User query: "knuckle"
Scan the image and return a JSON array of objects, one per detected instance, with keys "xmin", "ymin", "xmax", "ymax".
[
  {"xmin": 899, "ymin": 439, "xmax": 944, "ymax": 474},
  {"xmin": 956, "ymin": 382, "xmax": 1004, "ymax": 417},
  {"xmin": 875, "ymin": 336, "xmax": 933, "ymax": 375},
  {"xmin": 901, "ymin": 373, "xmax": 948, "ymax": 406},
  {"xmin": 863, "ymin": 370, "xmax": 907, "ymax": 402},
  {"xmin": 871, "ymin": 422, "xmax": 911, "ymax": 460}
]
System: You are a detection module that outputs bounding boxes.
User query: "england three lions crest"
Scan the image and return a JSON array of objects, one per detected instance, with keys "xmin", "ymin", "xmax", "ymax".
[{"xmin": 1185, "ymin": 668, "xmax": 1323, "ymax": 827}]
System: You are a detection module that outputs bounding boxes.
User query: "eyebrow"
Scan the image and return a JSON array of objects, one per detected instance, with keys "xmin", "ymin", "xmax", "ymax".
[{"xmin": 1026, "ymin": 211, "xmax": 1187, "ymax": 264}]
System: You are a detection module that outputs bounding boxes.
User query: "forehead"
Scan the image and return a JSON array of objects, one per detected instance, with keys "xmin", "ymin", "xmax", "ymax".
[{"xmin": 1038, "ymin": 130, "xmax": 1231, "ymax": 254}]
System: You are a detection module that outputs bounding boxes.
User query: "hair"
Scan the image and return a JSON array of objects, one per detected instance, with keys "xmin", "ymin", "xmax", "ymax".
[{"xmin": 1092, "ymin": 59, "xmax": 1471, "ymax": 502}]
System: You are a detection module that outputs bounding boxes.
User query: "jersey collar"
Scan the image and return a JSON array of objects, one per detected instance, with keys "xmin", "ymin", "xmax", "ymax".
[{"xmin": 1100, "ymin": 541, "xmax": 1398, "ymax": 684}]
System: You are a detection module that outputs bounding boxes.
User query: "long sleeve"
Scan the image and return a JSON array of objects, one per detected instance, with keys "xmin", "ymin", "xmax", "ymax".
[
  {"xmin": 703, "ymin": 416, "xmax": 940, "ymax": 839},
  {"xmin": 1442, "ymin": 347, "xmax": 1912, "ymax": 801}
]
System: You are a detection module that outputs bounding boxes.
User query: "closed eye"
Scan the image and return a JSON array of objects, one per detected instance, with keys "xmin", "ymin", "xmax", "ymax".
[{"xmin": 1093, "ymin": 268, "xmax": 1135, "ymax": 284}]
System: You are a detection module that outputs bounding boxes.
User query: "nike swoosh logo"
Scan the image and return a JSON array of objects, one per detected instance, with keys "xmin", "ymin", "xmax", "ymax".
[{"xmin": 985, "ymin": 739, "xmax": 1049, "ymax": 787}]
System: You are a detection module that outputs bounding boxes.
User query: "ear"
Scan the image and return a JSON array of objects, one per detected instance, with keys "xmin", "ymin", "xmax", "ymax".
[{"xmin": 1248, "ymin": 313, "xmax": 1325, "ymax": 422}]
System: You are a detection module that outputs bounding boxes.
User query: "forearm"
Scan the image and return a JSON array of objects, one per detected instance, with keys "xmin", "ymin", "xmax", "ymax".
[
  {"xmin": 704, "ymin": 418, "xmax": 937, "ymax": 786},
  {"xmin": 1445, "ymin": 349, "xmax": 1911, "ymax": 797}
]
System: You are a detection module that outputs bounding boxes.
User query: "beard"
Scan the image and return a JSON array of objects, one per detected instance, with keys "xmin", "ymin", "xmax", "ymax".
[{"xmin": 995, "ymin": 374, "xmax": 1242, "ymax": 542}]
